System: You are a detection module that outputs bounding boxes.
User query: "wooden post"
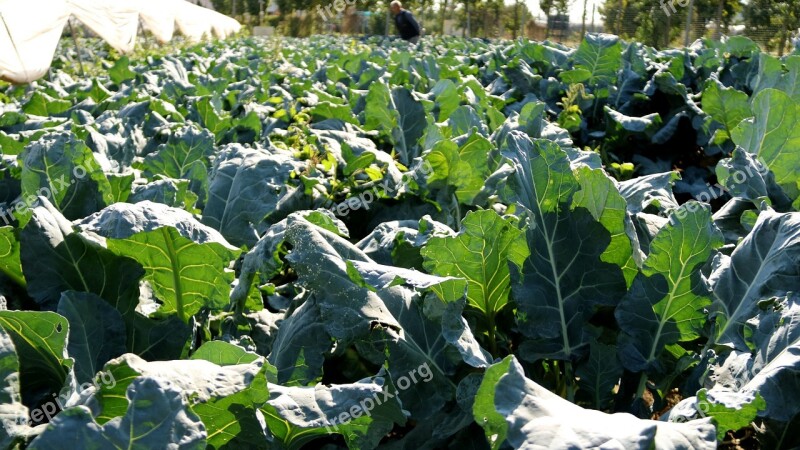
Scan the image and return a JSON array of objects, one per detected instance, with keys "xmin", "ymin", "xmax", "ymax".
[
  {"xmin": 581, "ymin": 0, "xmax": 587, "ymax": 37},
  {"xmin": 684, "ymin": 0, "xmax": 694, "ymax": 47},
  {"xmin": 465, "ymin": 0, "xmax": 471, "ymax": 38},
  {"xmin": 138, "ymin": 19, "xmax": 149, "ymax": 51},
  {"xmin": 713, "ymin": 0, "xmax": 724, "ymax": 40},
  {"xmin": 67, "ymin": 20, "xmax": 86, "ymax": 77},
  {"xmin": 440, "ymin": 0, "xmax": 448, "ymax": 35}
]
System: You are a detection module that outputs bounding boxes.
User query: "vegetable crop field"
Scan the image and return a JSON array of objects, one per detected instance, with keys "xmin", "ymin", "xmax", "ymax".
[{"xmin": 0, "ymin": 33, "xmax": 798, "ymax": 449}]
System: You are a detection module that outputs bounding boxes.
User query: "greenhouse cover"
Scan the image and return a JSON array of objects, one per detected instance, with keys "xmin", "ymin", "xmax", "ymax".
[{"xmin": 0, "ymin": 0, "xmax": 240, "ymax": 83}]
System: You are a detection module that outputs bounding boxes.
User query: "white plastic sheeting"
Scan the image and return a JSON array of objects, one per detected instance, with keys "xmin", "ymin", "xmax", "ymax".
[
  {"xmin": 0, "ymin": 0, "xmax": 241, "ymax": 83},
  {"xmin": 140, "ymin": 0, "xmax": 242, "ymax": 44},
  {"xmin": 210, "ymin": 13, "xmax": 241, "ymax": 39},
  {"xmin": 66, "ymin": 0, "xmax": 140, "ymax": 54},
  {"xmin": 176, "ymin": 1, "xmax": 241, "ymax": 42},
  {"xmin": 0, "ymin": 0, "xmax": 70, "ymax": 83},
  {"xmin": 138, "ymin": 0, "xmax": 178, "ymax": 43},
  {"xmin": 175, "ymin": 1, "xmax": 216, "ymax": 42}
]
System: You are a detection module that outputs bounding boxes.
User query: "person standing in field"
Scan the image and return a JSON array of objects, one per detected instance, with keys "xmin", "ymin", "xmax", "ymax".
[{"xmin": 390, "ymin": 1, "xmax": 421, "ymax": 44}]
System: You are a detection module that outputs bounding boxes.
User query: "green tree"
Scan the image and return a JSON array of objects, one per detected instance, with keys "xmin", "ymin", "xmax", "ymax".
[
  {"xmin": 599, "ymin": 0, "xmax": 679, "ymax": 47},
  {"xmin": 743, "ymin": 0, "xmax": 800, "ymax": 55},
  {"xmin": 600, "ymin": 0, "xmax": 740, "ymax": 49}
]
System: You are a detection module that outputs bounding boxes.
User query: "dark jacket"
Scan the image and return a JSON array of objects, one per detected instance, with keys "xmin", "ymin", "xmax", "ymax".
[{"xmin": 394, "ymin": 10, "xmax": 420, "ymax": 40}]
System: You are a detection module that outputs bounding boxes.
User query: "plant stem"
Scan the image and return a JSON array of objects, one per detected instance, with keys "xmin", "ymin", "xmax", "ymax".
[
  {"xmin": 696, "ymin": 337, "xmax": 715, "ymax": 387},
  {"xmin": 487, "ymin": 312, "xmax": 498, "ymax": 356},
  {"xmin": 565, "ymin": 360, "xmax": 575, "ymax": 403},
  {"xmin": 162, "ymin": 228, "xmax": 186, "ymax": 323},
  {"xmin": 635, "ymin": 372, "xmax": 649, "ymax": 400},
  {"xmin": 453, "ymin": 195, "xmax": 462, "ymax": 232},
  {"xmin": 0, "ymin": 269, "xmax": 26, "ymax": 290}
]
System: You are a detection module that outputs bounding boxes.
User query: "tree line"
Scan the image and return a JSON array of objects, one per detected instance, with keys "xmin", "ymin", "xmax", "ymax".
[{"xmin": 208, "ymin": 0, "xmax": 800, "ymax": 53}]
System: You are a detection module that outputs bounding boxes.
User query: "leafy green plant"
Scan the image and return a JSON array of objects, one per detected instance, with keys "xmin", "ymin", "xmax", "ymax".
[
  {"xmin": 0, "ymin": 33, "xmax": 797, "ymax": 450},
  {"xmin": 422, "ymin": 209, "xmax": 529, "ymax": 355}
]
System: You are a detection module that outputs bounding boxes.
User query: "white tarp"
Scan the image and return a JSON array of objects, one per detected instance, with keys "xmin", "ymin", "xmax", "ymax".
[
  {"xmin": 141, "ymin": 0, "xmax": 240, "ymax": 43},
  {"xmin": 174, "ymin": 1, "xmax": 215, "ymax": 42},
  {"xmin": 138, "ymin": 0, "xmax": 178, "ymax": 43},
  {"xmin": 0, "ymin": 0, "xmax": 241, "ymax": 83},
  {"xmin": 0, "ymin": 0, "xmax": 70, "ymax": 83},
  {"xmin": 209, "ymin": 12, "xmax": 241, "ymax": 39},
  {"xmin": 66, "ymin": 0, "xmax": 140, "ymax": 54}
]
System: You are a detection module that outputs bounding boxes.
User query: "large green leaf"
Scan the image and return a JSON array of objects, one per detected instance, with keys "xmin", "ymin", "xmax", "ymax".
[
  {"xmin": 129, "ymin": 177, "xmax": 200, "ymax": 214},
  {"xmin": 188, "ymin": 357, "xmax": 272, "ymax": 449},
  {"xmin": 128, "ymin": 314, "xmax": 192, "ymax": 361},
  {"xmin": 476, "ymin": 356, "xmax": 717, "ymax": 449},
  {"xmin": 446, "ymin": 105, "xmax": 487, "ymax": 137},
  {"xmin": 430, "ymin": 79, "xmax": 460, "ymax": 121},
  {"xmin": 108, "ymin": 56, "xmax": 136, "ymax": 85},
  {"xmin": 138, "ymin": 126, "xmax": 215, "ymax": 205},
  {"xmin": 307, "ymin": 101, "xmax": 359, "ymax": 125},
  {"xmin": 0, "ymin": 226, "xmax": 24, "ymax": 287},
  {"xmin": 575, "ymin": 341, "xmax": 623, "ymax": 411},
  {"xmin": 191, "ymin": 370, "xmax": 269, "ymax": 449},
  {"xmin": 262, "ymin": 372, "xmax": 406, "ymax": 450},
  {"xmin": 772, "ymin": 55, "xmax": 800, "ymax": 100},
  {"xmin": 284, "ymin": 219, "xmax": 460, "ymax": 417},
  {"xmin": 573, "ymin": 166, "xmax": 639, "ymax": 286},
  {"xmin": 472, "ymin": 356, "xmax": 513, "ymax": 450},
  {"xmin": 715, "ymin": 147, "xmax": 790, "ymax": 208},
  {"xmin": 364, "ymin": 83, "xmax": 428, "ymax": 165},
  {"xmin": 21, "ymin": 92, "xmax": 70, "ymax": 117},
  {"xmin": 202, "ymin": 144, "xmax": 306, "ymax": 248},
  {"xmin": 732, "ymin": 89, "xmax": 800, "ymax": 207},
  {"xmin": 19, "ymin": 132, "xmax": 112, "ymax": 223},
  {"xmin": 56, "ymin": 291, "xmax": 126, "ymax": 385},
  {"xmin": 28, "ymin": 377, "xmax": 207, "ymax": 450},
  {"xmin": 76, "ymin": 201, "xmax": 240, "ymax": 322},
  {"xmin": 501, "ymin": 132, "xmax": 628, "ymax": 361},
  {"xmin": 708, "ymin": 209, "xmax": 800, "ymax": 351},
  {"xmin": 0, "ymin": 311, "xmax": 72, "ymax": 414},
  {"xmin": 195, "ymin": 96, "xmax": 232, "ymax": 141},
  {"xmin": 700, "ymin": 389, "xmax": 765, "ymax": 440},
  {"xmin": 604, "ymin": 108, "xmax": 662, "ymax": 145},
  {"xmin": 190, "ymin": 341, "xmax": 260, "ymax": 366},
  {"xmin": 239, "ymin": 212, "xmax": 487, "ymax": 419},
  {"xmin": 751, "ymin": 55, "xmax": 800, "ymax": 102},
  {"xmin": 355, "ymin": 216, "xmax": 455, "ymax": 269},
  {"xmin": 88, "ymin": 354, "xmax": 270, "ymax": 448},
  {"xmin": 106, "ymin": 172, "xmax": 134, "ymax": 204},
  {"xmin": 423, "ymin": 133, "xmax": 497, "ymax": 205},
  {"xmin": 701, "ymin": 79, "xmax": 751, "ymax": 146},
  {"xmin": 615, "ymin": 203, "xmax": 723, "ymax": 376},
  {"xmin": 712, "ymin": 296, "xmax": 800, "ymax": 423},
  {"xmin": 267, "ymin": 298, "xmax": 331, "ymax": 386},
  {"xmin": 20, "ymin": 198, "xmax": 188, "ymax": 359},
  {"xmin": 20, "ymin": 198, "xmax": 144, "ymax": 311},
  {"xmin": 666, "ymin": 389, "xmax": 765, "ymax": 441},
  {"xmin": 0, "ymin": 327, "xmax": 35, "ymax": 448},
  {"xmin": 560, "ymin": 33, "xmax": 622, "ymax": 86},
  {"xmin": 421, "ymin": 209, "xmax": 528, "ymax": 349},
  {"xmin": 346, "ymin": 263, "xmax": 491, "ymax": 368}
]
